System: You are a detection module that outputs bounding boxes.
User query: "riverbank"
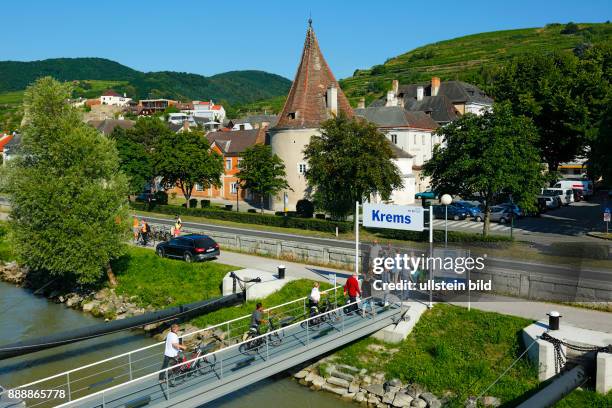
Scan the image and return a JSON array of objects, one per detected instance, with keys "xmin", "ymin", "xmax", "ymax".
[{"xmin": 291, "ymin": 304, "xmax": 612, "ymax": 407}]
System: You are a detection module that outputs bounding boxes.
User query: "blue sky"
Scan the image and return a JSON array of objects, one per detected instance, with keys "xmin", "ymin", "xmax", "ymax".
[{"xmin": 2, "ymin": 0, "xmax": 610, "ymax": 80}]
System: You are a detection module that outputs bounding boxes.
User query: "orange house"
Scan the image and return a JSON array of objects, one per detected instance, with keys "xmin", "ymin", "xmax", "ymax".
[{"xmin": 171, "ymin": 127, "xmax": 266, "ymax": 202}]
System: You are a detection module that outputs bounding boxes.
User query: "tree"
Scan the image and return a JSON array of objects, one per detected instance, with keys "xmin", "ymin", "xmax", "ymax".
[
  {"xmin": 588, "ymin": 100, "xmax": 612, "ymax": 183},
  {"xmin": 110, "ymin": 126, "xmax": 152, "ymax": 196},
  {"xmin": 152, "ymin": 131, "xmax": 223, "ymax": 207},
  {"xmin": 303, "ymin": 114, "xmax": 403, "ymax": 220},
  {"xmin": 489, "ymin": 51, "xmax": 590, "ymax": 172},
  {"xmin": 423, "ymin": 103, "xmax": 544, "ymax": 236},
  {"xmin": 237, "ymin": 144, "xmax": 289, "ymax": 213},
  {"xmin": 3, "ymin": 77, "xmax": 129, "ymax": 285}
]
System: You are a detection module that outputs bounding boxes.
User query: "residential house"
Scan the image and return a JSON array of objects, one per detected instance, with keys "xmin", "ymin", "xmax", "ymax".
[
  {"xmin": 87, "ymin": 119, "xmax": 135, "ymax": 135},
  {"xmin": 355, "ymin": 106, "xmax": 439, "ymax": 193},
  {"xmin": 100, "ymin": 90, "xmax": 132, "ymax": 107},
  {"xmin": 169, "ymin": 127, "xmax": 266, "ymax": 201},
  {"xmin": 231, "ymin": 114, "xmax": 278, "ymax": 130},
  {"xmin": 192, "ymin": 101, "xmax": 226, "ymax": 128},
  {"xmin": 138, "ymin": 99, "xmax": 177, "ymax": 115}
]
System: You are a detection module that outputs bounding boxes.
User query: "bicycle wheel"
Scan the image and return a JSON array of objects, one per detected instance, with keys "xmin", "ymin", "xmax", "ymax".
[
  {"xmin": 197, "ymin": 354, "xmax": 217, "ymax": 375},
  {"xmin": 268, "ymin": 330, "xmax": 283, "ymax": 346},
  {"xmin": 168, "ymin": 367, "xmax": 185, "ymax": 387}
]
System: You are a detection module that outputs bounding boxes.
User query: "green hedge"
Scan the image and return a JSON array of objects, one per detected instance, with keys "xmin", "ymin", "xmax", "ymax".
[
  {"xmin": 365, "ymin": 227, "xmax": 514, "ymax": 243},
  {"xmin": 130, "ymin": 202, "xmax": 352, "ymax": 233}
]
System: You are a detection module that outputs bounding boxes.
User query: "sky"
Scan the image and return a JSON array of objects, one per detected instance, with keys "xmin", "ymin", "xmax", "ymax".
[{"xmin": 2, "ymin": 0, "xmax": 611, "ymax": 80}]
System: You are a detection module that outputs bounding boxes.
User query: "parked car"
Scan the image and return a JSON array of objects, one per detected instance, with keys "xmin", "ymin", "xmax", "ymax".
[
  {"xmin": 542, "ymin": 188, "xmax": 572, "ymax": 206},
  {"xmin": 156, "ymin": 234, "xmax": 220, "ymax": 262},
  {"xmin": 498, "ymin": 203, "xmax": 523, "ymax": 218},
  {"xmin": 415, "ymin": 190, "xmax": 437, "ymax": 200},
  {"xmin": 474, "ymin": 206, "xmax": 514, "ymax": 224},
  {"xmin": 452, "ymin": 201, "xmax": 481, "ymax": 217},
  {"xmin": 432, "ymin": 204, "xmax": 469, "ymax": 220},
  {"xmin": 538, "ymin": 195, "xmax": 560, "ymax": 209}
]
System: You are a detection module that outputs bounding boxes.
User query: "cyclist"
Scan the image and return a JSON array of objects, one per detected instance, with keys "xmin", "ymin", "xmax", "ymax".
[
  {"xmin": 159, "ymin": 324, "xmax": 186, "ymax": 382},
  {"xmin": 308, "ymin": 282, "xmax": 321, "ymax": 317},
  {"xmin": 244, "ymin": 302, "xmax": 264, "ymax": 341},
  {"xmin": 140, "ymin": 219, "xmax": 151, "ymax": 246}
]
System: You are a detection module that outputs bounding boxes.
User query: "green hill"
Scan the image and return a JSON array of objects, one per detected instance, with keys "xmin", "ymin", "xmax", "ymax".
[
  {"xmin": 339, "ymin": 22, "xmax": 612, "ymax": 104},
  {"xmin": 0, "ymin": 57, "xmax": 291, "ymax": 105}
]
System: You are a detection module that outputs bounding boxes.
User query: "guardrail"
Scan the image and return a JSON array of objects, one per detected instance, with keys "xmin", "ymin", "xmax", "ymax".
[
  {"xmin": 0, "ymin": 286, "xmax": 345, "ymax": 407},
  {"xmin": 52, "ymin": 296, "xmax": 402, "ymax": 408}
]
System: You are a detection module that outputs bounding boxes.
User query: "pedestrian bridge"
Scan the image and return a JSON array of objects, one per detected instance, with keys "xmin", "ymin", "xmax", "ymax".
[{"xmin": 0, "ymin": 288, "xmax": 406, "ymax": 408}]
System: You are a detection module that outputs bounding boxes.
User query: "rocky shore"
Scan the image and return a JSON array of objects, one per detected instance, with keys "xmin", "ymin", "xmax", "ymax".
[{"xmin": 292, "ymin": 353, "xmax": 501, "ymax": 408}]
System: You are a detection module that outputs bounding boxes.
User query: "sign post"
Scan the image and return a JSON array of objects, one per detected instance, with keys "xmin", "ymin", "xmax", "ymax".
[{"xmin": 604, "ymin": 208, "xmax": 611, "ymax": 234}]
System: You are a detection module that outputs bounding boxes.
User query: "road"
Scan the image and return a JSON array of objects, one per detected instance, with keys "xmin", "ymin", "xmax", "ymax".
[{"xmin": 142, "ymin": 215, "xmax": 612, "ymax": 285}]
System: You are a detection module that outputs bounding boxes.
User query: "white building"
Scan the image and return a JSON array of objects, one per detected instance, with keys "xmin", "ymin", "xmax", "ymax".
[
  {"xmin": 100, "ymin": 90, "xmax": 132, "ymax": 107},
  {"xmin": 192, "ymin": 100, "xmax": 226, "ymax": 125},
  {"xmin": 355, "ymin": 105, "xmax": 440, "ymax": 193}
]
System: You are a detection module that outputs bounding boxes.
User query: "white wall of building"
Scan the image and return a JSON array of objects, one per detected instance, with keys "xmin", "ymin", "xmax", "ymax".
[{"xmin": 100, "ymin": 95, "xmax": 132, "ymax": 106}]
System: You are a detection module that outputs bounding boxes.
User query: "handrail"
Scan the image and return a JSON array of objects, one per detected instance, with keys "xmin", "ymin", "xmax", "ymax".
[
  {"xmin": 1, "ymin": 285, "xmax": 344, "ymax": 392},
  {"xmin": 53, "ymin": 297, "xmax": 388, "ymax": 408}
]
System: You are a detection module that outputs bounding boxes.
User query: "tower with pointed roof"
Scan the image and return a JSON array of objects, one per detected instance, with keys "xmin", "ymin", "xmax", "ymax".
[{"xmin": 269, "ymin": 20, "xmax": 354, "ymax": 211}]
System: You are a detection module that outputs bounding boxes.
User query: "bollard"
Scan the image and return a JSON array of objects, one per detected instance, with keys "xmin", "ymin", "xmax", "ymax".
[
  {"xmin": 547, "ymin": 311, "xmax": 561, "ymax": 330},
  {"xmin": 278, "ymin": 265, "xmax": 286, "ymax": 279}
]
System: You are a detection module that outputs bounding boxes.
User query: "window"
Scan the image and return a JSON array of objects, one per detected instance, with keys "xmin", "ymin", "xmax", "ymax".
[
  {"xmin": 230, "ymin": 182, "xmax": 238, "ymax": 194},
  {"xmin": 298, "ymin": 163, "xmax": 307, "ymax": 174},
  {"xmin": 225, "ymin": 158, "xmax": 232, "ymax": 170},
  {"xmin": 390, "ymin": 134, "xmax": 397, "ymax": 144},
  {"xmin": 237, "ymin": 159, "xmax": 243, "ymax": 169},
  {"xmin": 195, "ymin": 183, "xmax": 203, "ymax": 191}
]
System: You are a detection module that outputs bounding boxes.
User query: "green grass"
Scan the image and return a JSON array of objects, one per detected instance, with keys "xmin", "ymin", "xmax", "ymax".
[
  {"xmin": 0, "ymin": 90, "xmax": 24, "ymax": 105},
  {"xmin": 555, "ymin": 389, "xmax": 612, "ymax": 407},
  {"xmin": 111, "ymin": 247, "xmax": 237, "ymax": 308},
  {"xmin": 331, "ymin": 304, "xmax": 537, "ymax": 406}
]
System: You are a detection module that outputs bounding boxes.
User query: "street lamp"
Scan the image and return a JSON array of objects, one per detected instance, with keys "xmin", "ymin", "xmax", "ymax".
[{"xmin": 441, "ymin": 194, "xmax": 452, "ymax": 247}]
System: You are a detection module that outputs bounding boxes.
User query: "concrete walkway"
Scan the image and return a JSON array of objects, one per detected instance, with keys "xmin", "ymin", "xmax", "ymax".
[{"xmin": 217, "ymin": 250, "xmax": 612, "ymax": 333}]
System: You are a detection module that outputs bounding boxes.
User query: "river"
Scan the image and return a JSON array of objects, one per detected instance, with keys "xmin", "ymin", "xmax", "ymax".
[{"xmin": 0, "ymin": 281, "xmax": 351, "ymax": 407}]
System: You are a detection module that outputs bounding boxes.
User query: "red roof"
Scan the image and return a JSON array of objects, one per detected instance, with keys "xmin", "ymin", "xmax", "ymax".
[
  {"xmin": 0, "ymin": 133, "xmax": 13, "ymax": 151},
  {"xmin": 274, "ymin": 22, "xmax": 353, "ymax": 129},
  {"xmin": 102, "ymin": 89, "xmax": 121, "ymax": 97}
]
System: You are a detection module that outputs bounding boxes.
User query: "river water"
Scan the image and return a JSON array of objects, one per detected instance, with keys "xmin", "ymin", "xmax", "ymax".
[{"xmin": 0, "ymin": 281, "xmax": 351, "ymax": 407}]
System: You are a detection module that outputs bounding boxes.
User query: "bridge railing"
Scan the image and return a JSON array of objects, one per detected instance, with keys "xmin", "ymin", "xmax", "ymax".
[
  {"xmin": 51, "ymin": 296, "xmax": 400, "ymax": 408},
  {"xmin": 0, "ymin": 286, "xmax": 345, "ymax": 407}
]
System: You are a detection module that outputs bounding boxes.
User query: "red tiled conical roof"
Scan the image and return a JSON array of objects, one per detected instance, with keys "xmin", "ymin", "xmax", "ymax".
[{"xmin": 274, "ymin": 21, "xmax": 353, "ymax": 129}]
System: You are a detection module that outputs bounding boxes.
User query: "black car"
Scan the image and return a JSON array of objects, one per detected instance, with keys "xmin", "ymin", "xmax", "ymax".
[
  {"xmin": 156, "ymin": 234, "xmax": 220, "ymax": 262},
  {"xmin": 432, "ymin": 204, "xmax": 469, "ymax": 220}
]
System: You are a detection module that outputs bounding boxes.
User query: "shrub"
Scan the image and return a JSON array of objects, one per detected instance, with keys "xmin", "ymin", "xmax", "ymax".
[
  {"xmin": 130, "ymin": 202, "xmax": 352, "ymax": 233},
  {"xmin": 561, "ymin": 22, "xmax": 580, "ymax": 34},
  {"xmin": 247, "ymin": 209, "xmax": 257, "ymax": 213},
  {"xmin": 154, "ymin": 191, "xmax": 168, "ymax": 205},
  {"xmin": 188, "ymin": 198, "xmax": 198, "ymax": 208},
  {"xmin": 224, "ymin": 204, "xmax": 233, "ymax": 211},
  {"xmin": 200, "ymin": 199, "xmax": 210, "ymax": 208},
  {"xmin": 296, "ymin": 199, "xmax": 314, "ymax": 218},
  {"xmin": 315, "ymin": 213, "xmax": 326, "ymax": 220}
]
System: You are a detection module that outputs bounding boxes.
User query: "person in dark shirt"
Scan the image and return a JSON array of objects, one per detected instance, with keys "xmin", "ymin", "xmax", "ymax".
[{"xmin": 250, "ymin": 302, "xmax": 264, "ymax": 335}]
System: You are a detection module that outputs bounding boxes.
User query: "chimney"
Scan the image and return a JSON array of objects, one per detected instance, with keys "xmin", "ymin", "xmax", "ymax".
[
  {"xmin": 326, "ymin": 86, "xmax": 338, "ymax": 115},
  {"xmin": 358, "ymin": 97, "xmax": 366, "ymax": 109},
  {"xmin": 417, "ymin": 86, "xmax": 424, "ymax": 101},
  {"xmin": 431, "ymin": 77, "xmax": 441, "ymax": 96},
  {"xmin": 392, "ymin": 79, "xmax": 399, "ymax": 95}
]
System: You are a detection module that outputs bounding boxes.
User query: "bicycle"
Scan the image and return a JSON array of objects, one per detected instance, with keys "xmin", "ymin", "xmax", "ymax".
[
  {"xmin": 301, "ymin": 298, "xmax": 339, "ymax": 330},
  {"xmin": 239, "ymin": 316, "xmax": 295, "ymax": 355},
  {"xmin": 166, "ymin": 335, "xmax": 222, "ymax": 386}
]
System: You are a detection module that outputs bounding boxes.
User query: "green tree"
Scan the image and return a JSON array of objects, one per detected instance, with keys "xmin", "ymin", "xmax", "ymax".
[
  {"xmin": 589, "ymin": 100, "xmax": 612, "ymax": 183},
  {"xmin": 423, "ymin": 103, "xmax": 544, "ymax": 236},
  {"xmin": 3, "ymin": 77, "xmax": 129, "ymax": 285},
  {"xmin": 237, "ymin": 144, "xmax": 289, "ymax": 213},
  {"xmin": 303, "ymin": 114, "xmax": 403, "ymax": 220},
  {"xmin": 110, "ymin": 126, "xmax": 152, "ymax": 196},
  {"xmin": 152, "ymin": 131, "xmax": 223, "ymax": 207}
]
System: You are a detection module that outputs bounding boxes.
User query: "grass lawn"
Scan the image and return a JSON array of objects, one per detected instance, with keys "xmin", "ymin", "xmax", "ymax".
[
  {"xmin": 328, "ymin": 304, "xmax": 610, "ymax": 407},
  {"xmin": 111, "ymin": 246, "xmax": 237, "ymax": 308}
]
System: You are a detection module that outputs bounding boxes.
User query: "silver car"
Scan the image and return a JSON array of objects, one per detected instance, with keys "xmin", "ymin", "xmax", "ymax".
[{"xmin": 474, "ymin": 206, "xmax": 514, "ymax": 223}]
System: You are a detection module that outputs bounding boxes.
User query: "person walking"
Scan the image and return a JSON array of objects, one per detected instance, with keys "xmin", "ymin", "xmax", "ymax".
[
  {"xmin": 159, "ymin": 324, "xmax": 186, "ymax": 382},
  {"xmin": 132, "ymin": 216, "xmax": 140, "ymax": 242},
  {"xmin": 344, "ymin": 274, "xmax": 361, "ymax": 314},
  {"xmin": 141, "ymin": 219, "xmax": 150, "ymax": 246},
  {"xmin": 359, "ymin": 277, "xmax": 377, "ymax": 318},
  {"xmin": 174, "ymin": 215, "xmax": 182, "ymax": 237}
]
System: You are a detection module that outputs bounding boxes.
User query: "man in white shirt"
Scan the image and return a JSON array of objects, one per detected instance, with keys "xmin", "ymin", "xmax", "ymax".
[{"xmin": 159, "ymin": 324, "xmax": 186, "ymax": 382}]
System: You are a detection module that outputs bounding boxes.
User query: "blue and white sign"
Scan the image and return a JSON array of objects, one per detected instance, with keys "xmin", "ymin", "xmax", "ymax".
[{"xmin": 362, "ymin": 203, "xmax": 425, "ymax": 231}]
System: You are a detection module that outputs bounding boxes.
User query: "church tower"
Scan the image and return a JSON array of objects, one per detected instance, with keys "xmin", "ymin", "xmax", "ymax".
[{"xmin": 269, "ymin": 19, "xmax": 353, "ymax": 211}]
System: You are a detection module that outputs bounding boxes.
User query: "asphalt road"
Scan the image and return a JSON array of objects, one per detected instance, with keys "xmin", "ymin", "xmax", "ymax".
[{"xmin": 143, "ymin": 216, "xmax": 611, "ymax": 285}]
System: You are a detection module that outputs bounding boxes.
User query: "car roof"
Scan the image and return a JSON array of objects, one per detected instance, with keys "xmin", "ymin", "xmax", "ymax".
[{"xmin": 180, "ymin": 234, "xmax": 211, "ymax": 240}]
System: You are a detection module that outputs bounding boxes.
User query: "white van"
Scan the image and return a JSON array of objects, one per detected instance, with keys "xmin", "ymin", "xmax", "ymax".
[
  {"xmin": 542, "ymin": 188, "xmax": 573, "ymax": 206},
  {"xmin": 554, "ymin": 179, "xmax": 593, "ymax": 198}
]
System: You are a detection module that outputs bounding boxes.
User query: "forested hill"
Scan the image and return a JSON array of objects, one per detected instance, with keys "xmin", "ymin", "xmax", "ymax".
[
  {"xmin": 0, "ymin": 58, "xmax": 291, "ymax": 104},
  {"xmin": 339, "ymin": 22, "xmax": 612, "ymax": 104}
]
